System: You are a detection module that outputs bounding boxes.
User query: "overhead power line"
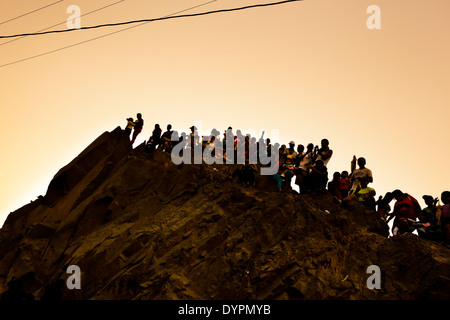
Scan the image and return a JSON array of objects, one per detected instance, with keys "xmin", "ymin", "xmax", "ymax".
[
  {"xmin": 0, "ymin": 0, "xmax": 64, "ymax": 27},
  {"xmin": 0, "ymin": 0, "xmax": 125, "ymax": 47},
  {"xmin": 0, "ymin": 0, "xmax": 219, "ymax": 68},
  {"xmin": 0, "ymin": 0, "xmax": 303, "ymax": 39}
]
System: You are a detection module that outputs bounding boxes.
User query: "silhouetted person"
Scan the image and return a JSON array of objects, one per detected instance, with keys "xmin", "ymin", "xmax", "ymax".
[
  {"xmin": 160, "ymin": 124, "xmax": 173, "ymax": 152},
  {"xmin": 417, "ymin": 195, "xmax": 439, "ymax": 241},
  {"xmin": 1, "ymin": 278, "xmax": 34, "ymax": 301},
  {"xmin": 340, "ymin": 177, "xmax": 376, "ymax": 209},
  {"xmin": 125, "ymin": 117, "xmax": 135, "ymax": 137},
  {"xmin": 304, "ymin": 159, "xmax": 328, "ymax": 193},
  {"xmin": 146, "ymin": 124, "xmax": 162, "ymax": 152},
  {"xmin": 387, "ymin": 190, "xmax": 424, "ymax": 235},
  {"xmin": 130, "ymin": 113, "xmax": 144, "ymax": 145},
  {"xmin": 440, "ymin": 191, "xmax": 450, "ymax": 243},
  {"xmin": 350, "ymin": 157, "xmax": 373, "ymax": 191},
  {"xmin": 328, "ymin": 172, "xmax": 342, "ymax": 199},
  {"xmin": 315, "ymin": 139, "xmax": 333, "ymax": 167}
]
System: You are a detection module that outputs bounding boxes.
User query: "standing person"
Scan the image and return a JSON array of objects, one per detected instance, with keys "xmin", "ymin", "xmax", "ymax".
[
  {"xmin": 130, "ymin": 113, "xmax": 144, "ymax": 145},
  {"xmin": 125, "ymin": 117, "xmax": 135, "ymax": 137},
  {"xmin": 349, "ymin": 157, "xmax": 373, "ymax": 191},
  {"xmin": 295, "ymin": 143, "xmax": 315, "ymax": 194},
  {"xmin": 315, "ymin": 139, "xmax": 333, "ymax": 167},
  {"xmin": 439, "ymin": 191, "xmax": 450, "ymax": 243}
]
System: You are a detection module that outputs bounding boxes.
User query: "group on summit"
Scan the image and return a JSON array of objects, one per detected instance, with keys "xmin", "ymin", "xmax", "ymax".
[{"xmin": 124, "ymin": 114, "xmax": 450, "ymax": 244}]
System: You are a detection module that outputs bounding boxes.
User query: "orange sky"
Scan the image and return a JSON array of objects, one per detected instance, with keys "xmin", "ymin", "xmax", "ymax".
[{"xmin": 1, "ymin": 0, "xmax": 449, "ymax": 227}]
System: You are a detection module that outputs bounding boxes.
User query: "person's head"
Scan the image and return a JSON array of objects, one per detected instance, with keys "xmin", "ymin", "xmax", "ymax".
[
  {"xmin": 137, "ymin": 113, "xmax": 142, "ymax": 119},
  {"xmin": 358, "ymin": 157, "xmax": 366, "ymax": 168},
  {"xmin": 307, "ymin": 143, "xmax": 314, "ymax": 151},
  {"xmin": 341, "ymin": 171, "xmax": 349, "ymax": 179},
  {"xmin": 286, "ymin": 158, "xmax": 292, "ymax": 165},
  {"xmin": 167, "ymin": 124, "xmax": 172, "ymax": 130},
  {"xmin": 190, "ymin": 125, "xmax": 196, "ymax": 132},
  {"xmin": 422, "ymin": 195, "xmax": 434, "ymax": 207},
  {"xmin": 297, "ymin": 144, "xmax": 304, "ymax": 153},
  {"xmin": 441, "ymin": 191, "xmax": 450, "ymax": 204},
  {"xmin": 333, "ymin": 172, "xmax": 340, "ymax": 180},
  {"xmin": 321, "ymin": 139, "xmax": 329, "ymax": 148},
  {"xmin": 155, "ymin": 124, "xmax": 160, "ymax": 129},
  {"xmin": 128, "ymin": 117, "xmax": 133, "ymax": 122},
  {"xmin": 383, "ymin": 192, "xmax": 394, "ymax": 204},
  {"xmin": 289, "ymin": 141, "xmax": 295, "ymax": 149},
  {"xmin": 392, "ymin": 189, "xmax": 405, "ymax": 201}
]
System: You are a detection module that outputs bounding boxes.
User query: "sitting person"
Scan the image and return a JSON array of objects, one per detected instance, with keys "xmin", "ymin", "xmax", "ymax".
[
  {"xmin": 417, "ymin": 195, "xmax": 440, "ymax": 241},
  {"xmin": 146, "ymin": 124, "xmax": 162, "ymax": 152},
  {"xmin": 304, "ymin": 160, "xmax": 328, "ymax": 193},
  {"xmin": 340, "ymin": 177, "xmax": 376, "ymax": 209},
  {"xmin": 327, "ymin": 172, "xmax": 342, "ymax": 199},
  {"xmin": 160, "ymin": 124, "xmax": 173, "ymax": 152},
  {"xmin": 274, "ymin": 158, "xmax": 294, "ymax": 192},
  {"xmin": 338, "ymin": 171, "xmax": 351, "ymax": 199},
  {"xmin": 285, "ymin": 141, "xmax": 297, "ymax": 160},
  {"xmin": 386, "ymin": 190, "xmax": 424, "ymax": 236},
  {"xmin": 349, "ymin": 157, "xmax": 373, "ymax": 191}
]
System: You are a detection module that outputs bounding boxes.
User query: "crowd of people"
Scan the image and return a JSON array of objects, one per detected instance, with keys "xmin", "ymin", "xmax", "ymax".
[{"xmin": 124, "ymin": 114, "xmax": 450, "ymax": 244}]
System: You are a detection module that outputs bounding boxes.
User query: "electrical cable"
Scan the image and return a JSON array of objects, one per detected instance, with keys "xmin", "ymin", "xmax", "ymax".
[
  {"xmin": 0, "ymin": 0, "xmax": 220, "ymax": 68},
  {"xmin": 0, "ymin": 0, "xmax": 125, "ymax": 47},
  {"xmin": 0, "ymin": 0, "xmax": 64, "ymax": 27},
  {"xmin": 0, "ymin": 0, "xmax": 302, "ymax": 39}
]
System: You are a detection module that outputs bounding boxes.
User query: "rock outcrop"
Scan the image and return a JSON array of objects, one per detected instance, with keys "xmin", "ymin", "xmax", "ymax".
[{"xmin": 1, "ymin": 127, "xmax": 449, "ymax": 300}]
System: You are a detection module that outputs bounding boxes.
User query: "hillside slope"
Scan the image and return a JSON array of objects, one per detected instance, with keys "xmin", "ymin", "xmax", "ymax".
[{"xmin": 1, "ymin": 127, "xmax": 449, "ymax": 300}]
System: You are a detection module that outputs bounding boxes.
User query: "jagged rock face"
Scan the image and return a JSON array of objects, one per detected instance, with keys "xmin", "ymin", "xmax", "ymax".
[{"xmin": 1, "ymin": 128, "xmax": 449, "ymax": 300}]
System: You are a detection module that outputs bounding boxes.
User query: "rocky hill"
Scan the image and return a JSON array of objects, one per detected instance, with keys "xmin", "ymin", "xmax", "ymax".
[{"xmin": 1, "ymin": 127, "xmax": 449, "ymax": 300}]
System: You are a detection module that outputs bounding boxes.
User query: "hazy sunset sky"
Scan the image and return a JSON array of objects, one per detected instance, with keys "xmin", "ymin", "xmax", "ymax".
[{"xmin": 1, "ymin": 0, "xmax": 449, "ymax": 227}]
